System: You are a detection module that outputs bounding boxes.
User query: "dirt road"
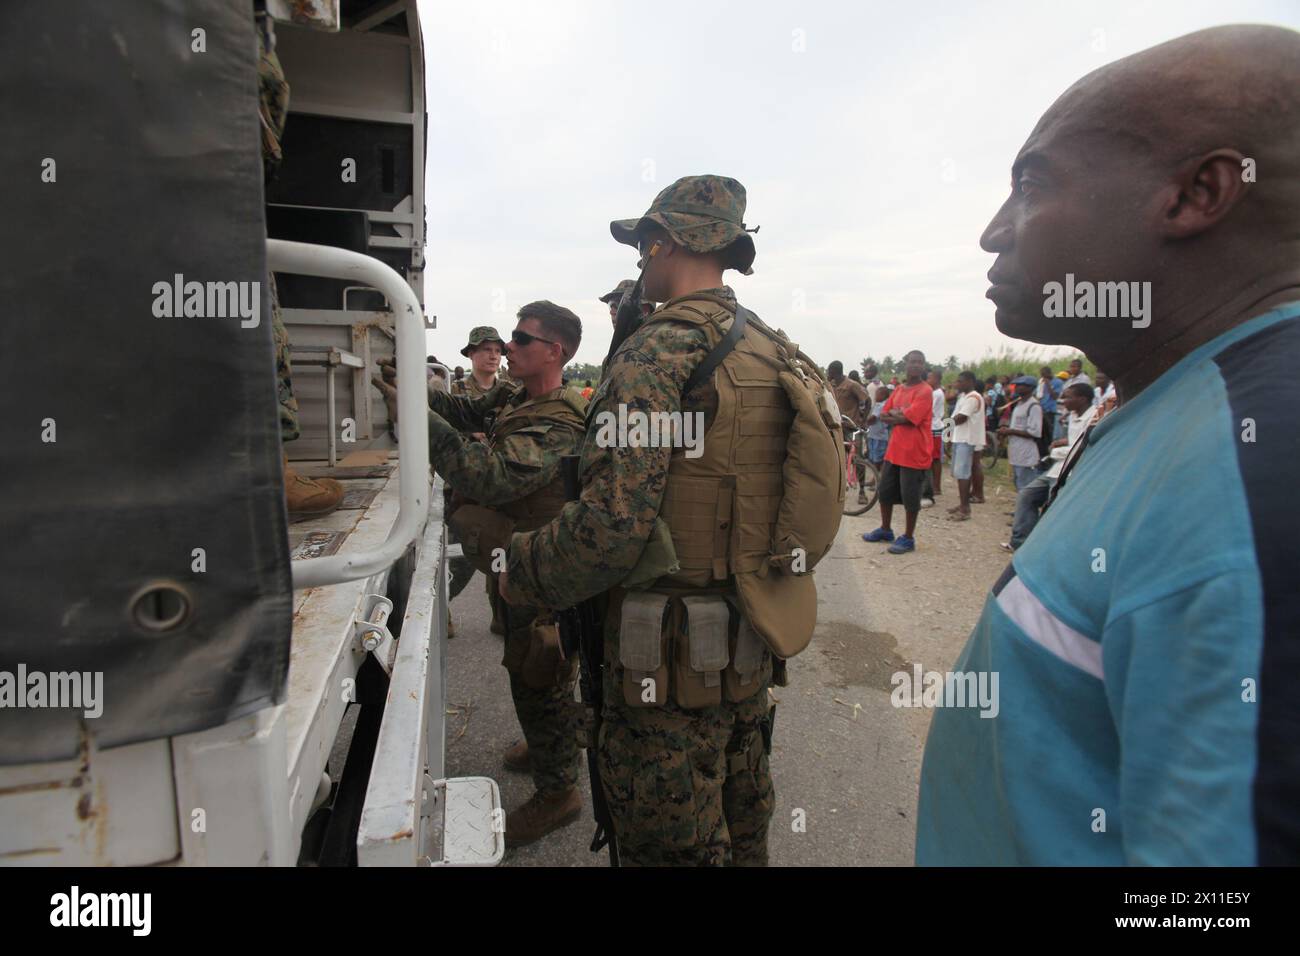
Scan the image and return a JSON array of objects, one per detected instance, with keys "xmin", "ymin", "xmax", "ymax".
[{"xmin": 442, "ymin": 461, "xmax": 1019, "ymax": 866}]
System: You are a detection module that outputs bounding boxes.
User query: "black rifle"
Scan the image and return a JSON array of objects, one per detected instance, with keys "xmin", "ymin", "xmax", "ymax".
[
  {"xmin": 556, "ymin": 455, "xmax": 619, "ymax": 865},
  {"xmin": 604, "ymin": 273, "xmax": 645, "ymax": 367}
]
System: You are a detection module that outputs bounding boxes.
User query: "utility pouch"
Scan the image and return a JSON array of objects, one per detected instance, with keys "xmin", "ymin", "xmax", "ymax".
[
  {"xmin": 447, "ymin": 504, "xmax": 516, "ymax": 575},
  {"xmin": 673, "ymin": 595, "xmax": 729, "ymax": 709},
  {"xmin": 501, "ymin": 622, "xmax": 529, "ymax": 674},
  {"xmin": 521, "ymin": 619, "xmax": 571, "ymax": 690},
  {"xmin": 723, "ymin": 603, "xmax": 767, "ymax": 703},
  {"xmin": 619, "ymin": 592, "xmax": 670, "ymax": 707}
]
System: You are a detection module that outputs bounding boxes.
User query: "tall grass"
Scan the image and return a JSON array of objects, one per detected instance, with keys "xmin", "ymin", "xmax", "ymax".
[
  {"xmin": 963, "ymin": 346, "xmax": 1094, "ymax": 384},
  {"xmin": 861, "ymin": 346, "xmax": 1095, "ymax": 385}
]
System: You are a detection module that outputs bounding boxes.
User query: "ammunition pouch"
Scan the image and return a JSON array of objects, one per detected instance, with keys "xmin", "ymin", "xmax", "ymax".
[
  {"xmin": 521, "ymin": 619, "xmax": 574, "ymax": 690},
  {"xmin": 503, "ymin": 616, "xmax": 575, "ymax": 690},
  {"xmin": 447, "ymin": 504, "xmax": 515, "ymax": 575},
  {"xmin": 618, "ymin": 591, "xmax": 769, "ymax": 710},
  {"xmin": 723, "ymin": 596, "xmax": 767, "ymax": 702}
]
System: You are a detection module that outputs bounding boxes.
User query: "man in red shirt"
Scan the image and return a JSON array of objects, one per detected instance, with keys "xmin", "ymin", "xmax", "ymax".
[{"xmin": 862, "ymin": 349, "xmax": 933, "ymax": 554}]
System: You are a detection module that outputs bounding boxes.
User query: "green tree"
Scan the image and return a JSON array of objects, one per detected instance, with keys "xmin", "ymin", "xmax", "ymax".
[
  {"xmin": 879, "ymin": 355, "xmax": 895, "ymax": 378},
  {"xmin": 563, "ymin": 362, "xmax": 603, "ymax": 385},
  {"xmin": 944, "ymin": 354, "xmax": 960, "ymax": 373}
]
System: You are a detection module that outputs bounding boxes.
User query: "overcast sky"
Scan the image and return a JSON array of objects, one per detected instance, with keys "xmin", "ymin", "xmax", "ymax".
[{"xmin": 415, "ymin": 0, "xmax": 1299, "ymax": 370}]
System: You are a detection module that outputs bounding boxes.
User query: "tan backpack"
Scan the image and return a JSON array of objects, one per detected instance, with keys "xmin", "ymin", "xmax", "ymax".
[{"xmin": 653, "ymin": 301, "xmax": 846, "ymax": 657}]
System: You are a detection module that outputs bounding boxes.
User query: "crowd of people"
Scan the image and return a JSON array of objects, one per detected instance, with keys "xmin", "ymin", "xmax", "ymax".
[
  {"xmin": 368, "ymin": 23, "xmax": 1299, "ymax": 869},
  {"xmin": 386, "ymin": 23, "xmax": 1300, "ymax": 871},
  {"xmin": 828, "ymin": 354, "xmax": 1118, "ymax": 554}
]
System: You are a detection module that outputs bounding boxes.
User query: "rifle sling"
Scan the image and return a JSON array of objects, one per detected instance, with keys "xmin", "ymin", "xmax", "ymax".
[{"xmin": 683, "ymin": 304, "xmax": 749, "ymax": 396}]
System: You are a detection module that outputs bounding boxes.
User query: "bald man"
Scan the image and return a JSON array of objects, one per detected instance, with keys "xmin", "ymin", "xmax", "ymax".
[{"xmin": 917, "ymin": 25, "xmax": 1300, "ymax": 865}]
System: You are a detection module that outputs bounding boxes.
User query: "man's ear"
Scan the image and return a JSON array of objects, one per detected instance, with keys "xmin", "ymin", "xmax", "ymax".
[{"xmin": 1160, "ymin": 149, "xmax": 1250, "ymax": 239}]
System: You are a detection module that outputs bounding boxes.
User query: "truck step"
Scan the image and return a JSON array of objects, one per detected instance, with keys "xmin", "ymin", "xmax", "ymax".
[{"xmin": 439, "ymin": 776, "xmax": 504, "ymax": 866}]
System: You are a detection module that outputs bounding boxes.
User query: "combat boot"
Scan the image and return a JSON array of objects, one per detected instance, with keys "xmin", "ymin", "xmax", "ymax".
[
  {"xmin": 502, "ymin": 740, "xmax": 531, "ymax": 773},
  {"xmin": 284, "ymin": 455, "xmax": 344, "ymax": 515},
  {"xmin": 504, "ymin": 787, "xmax": 581, "ymax": 847}
]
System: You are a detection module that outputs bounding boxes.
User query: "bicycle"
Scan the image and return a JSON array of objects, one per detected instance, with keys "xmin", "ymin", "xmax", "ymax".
[
  {"xmin": 981, "ymin": 429, "xmax": 1002, "ymax": 469},
  {"xmin": 841, "ymin": 415, "xmax": 880, "ymax": 517}
]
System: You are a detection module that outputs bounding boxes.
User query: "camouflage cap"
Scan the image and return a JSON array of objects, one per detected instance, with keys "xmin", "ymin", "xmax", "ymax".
[
  {"xmin": 460, "ymin": 325, "xmax": 506, "ymax": 357},
  {"xmin": 599, "ymin": 279, "xmax": 637, "ymax": 304},
  {"xmin": 610, "ymin": 175, "xmax": 757, "ymax": 275}
]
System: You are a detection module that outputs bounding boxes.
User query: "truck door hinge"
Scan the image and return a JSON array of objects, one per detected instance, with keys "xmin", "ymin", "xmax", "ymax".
[{"xmin": 355, "ymin": 593, "xmax": 397, "ymax": 674}]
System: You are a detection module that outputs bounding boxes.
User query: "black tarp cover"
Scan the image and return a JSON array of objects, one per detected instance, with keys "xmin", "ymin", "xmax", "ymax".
[{"xmin": 0, "ymin": 0, "xmax": 293, "ymax": 763}]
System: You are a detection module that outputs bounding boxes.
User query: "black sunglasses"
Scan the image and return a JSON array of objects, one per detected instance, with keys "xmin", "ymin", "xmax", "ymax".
[{"xmin": 511, "ymin": 329, "xmax": 558, "ymax": 348}]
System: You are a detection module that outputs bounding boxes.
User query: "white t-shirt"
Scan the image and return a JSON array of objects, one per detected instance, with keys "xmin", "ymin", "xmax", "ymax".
[
  {"xmin": 1045, "ymin": 406, "xmax": 1099, "ymax": 480},
  {"xmin": 931, "ymin": 388, "xmax": 945, "ymax": 432},
  {"xmin": 951, "ymin": 391, "xmax": 984, "ymax": 446}
]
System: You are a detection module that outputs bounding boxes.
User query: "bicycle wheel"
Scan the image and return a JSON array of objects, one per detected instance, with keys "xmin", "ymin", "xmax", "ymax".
[
  {"xmin": 843, "ymin": 458, "xmax": 880, "ymax": 516},
  {"xmin": 982, "ymin": 432, "xmax": 999, "ymax": 468}
]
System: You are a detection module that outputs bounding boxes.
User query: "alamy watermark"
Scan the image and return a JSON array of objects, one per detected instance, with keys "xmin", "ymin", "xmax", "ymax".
[
  {"xmin": 592, "ymin": 404, "xmax": 706, "ymax": 459},
  {"xmin": 151, "ymin": 274, "xmax": 261, "ymax": 328},
  {"xmin": 890, "ymin": 664, "xmax": 999, "ymax": 718},
  {"xmin": 1042, "ymin": 273, "xmax": 1150, "ymax": 329},
  {"xmin": 0, "ymin": 664, "xmax": 102, "ymax": 718},
  {"xmin": 50, "ymin": 886, "xmax": 150, "ymax": 936}
]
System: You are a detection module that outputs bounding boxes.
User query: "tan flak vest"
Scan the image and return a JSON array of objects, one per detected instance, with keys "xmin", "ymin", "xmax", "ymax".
[
  {"xmin": 644, "ymin": 295, "xmax": 846, "ymax": 660},
  {"xmin": 489, "ymin": 386, "xmax": 587, "ymax": 531},
  {"xmin": 448, "ymin": 386, "xmax": 587, "ymax": 575}
]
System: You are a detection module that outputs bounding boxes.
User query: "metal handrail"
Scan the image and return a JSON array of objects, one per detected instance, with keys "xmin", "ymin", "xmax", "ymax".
[
  {"xmin": 268, "ymin": 239, "xmax": 430, "ymax": 590},
  {"xmin": 427, "ymin": 362, "xmax": 451, "ymax": 394}
]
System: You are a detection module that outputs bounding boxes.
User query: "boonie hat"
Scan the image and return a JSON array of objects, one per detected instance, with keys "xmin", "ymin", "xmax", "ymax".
[
  {"xmin": 610, "ymin": 174, "xmax": 757, "ymax": 275},
  {"xmin": 461, "ymin": 326, "xmax": 505, "ymax": 357}
]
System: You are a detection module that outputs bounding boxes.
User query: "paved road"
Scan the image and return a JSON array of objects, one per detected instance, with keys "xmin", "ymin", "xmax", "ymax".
[{"xmin": 443, "ymin": 476, "xmax": 1005, "ymax": 866}]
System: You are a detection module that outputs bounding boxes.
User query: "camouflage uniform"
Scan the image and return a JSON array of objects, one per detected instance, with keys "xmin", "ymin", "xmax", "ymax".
[
  {"xmin": 450, "ymin": 374, "xmax": 495, "ymax": 399},
  {"xmin": 508, "ymin": 176, "xmax": 775, "ymax": 866},
  {"xmin": 443, "ymin": 326, "xmax": 504, "ymax": 603},
  {"xmin": 444, "ymin": 360, "xmax": 498, "ymax": 603},
  {"xmin": 428, "ymin": 383, "xmax": 586, "ymax": 797},
  {"xmin": 257, "ymin": 14, "xmax": 299, "ymax": 442}
]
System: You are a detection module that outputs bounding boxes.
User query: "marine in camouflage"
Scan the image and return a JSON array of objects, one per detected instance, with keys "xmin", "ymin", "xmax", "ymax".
[
  {"xmin": 508, "ymin": 284, "xmax": 776, "ymax": 865},
  {"xmin": 428, "ymin": 383, "xmax": 586, "ymax": 796}
]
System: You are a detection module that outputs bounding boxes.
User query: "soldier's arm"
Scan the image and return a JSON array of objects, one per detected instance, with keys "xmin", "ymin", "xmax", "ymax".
[
  {"xmin": 506, "ymin": 323, "xmax": 709, "ymax": 610},
  {"xmin": 427, "ymin": 381, "xmax": 512, "ymax": 433},
  {"xmin": 428, "ymin": 410, "xmax": 574, "ymax": 507}
]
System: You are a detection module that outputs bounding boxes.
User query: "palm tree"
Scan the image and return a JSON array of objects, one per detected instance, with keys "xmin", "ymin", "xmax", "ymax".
[
  {"xmin": 944, "ymin": 354, "xmax": 960, "ymax": 373},
  {"xmin": 879, "ymin": 355, "xmax": 895, "ymax": 378}
]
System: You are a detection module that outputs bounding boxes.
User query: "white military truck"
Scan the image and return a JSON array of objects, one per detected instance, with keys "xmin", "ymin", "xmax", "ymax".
[{"xmin": 0, "ymin": 0, "xmax": 501, "ymax": 866}]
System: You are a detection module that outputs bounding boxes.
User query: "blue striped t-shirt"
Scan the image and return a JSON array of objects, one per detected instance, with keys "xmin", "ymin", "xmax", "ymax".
[{"xmin": 915, "ymin": 302, "xmax": 1300, "ymax": 865}]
